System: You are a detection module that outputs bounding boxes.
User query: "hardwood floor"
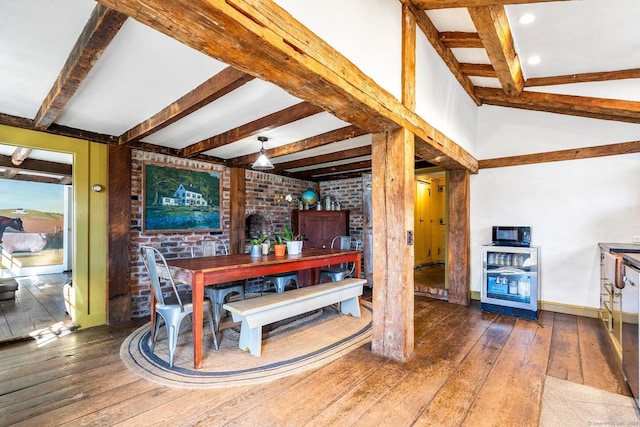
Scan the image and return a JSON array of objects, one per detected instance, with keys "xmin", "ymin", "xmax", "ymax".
[
  {"xmin": 0, "ymin": 295, "xmax": 629, "ymax": 426},
  {"xmin": 0, "ymin": 273, "xmax": 73, "ymax": 342}
]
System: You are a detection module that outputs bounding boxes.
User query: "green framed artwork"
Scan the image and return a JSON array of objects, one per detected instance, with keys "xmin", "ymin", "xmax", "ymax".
[{"xmin": 143, "ymin": 162, "xmax": 222, "ymax": 232}]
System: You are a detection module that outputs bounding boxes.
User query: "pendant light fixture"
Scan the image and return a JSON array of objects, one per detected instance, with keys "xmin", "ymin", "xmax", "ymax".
[{"xmin": 251, "ymin": 136, "xmax": 274, "ymax": 170}]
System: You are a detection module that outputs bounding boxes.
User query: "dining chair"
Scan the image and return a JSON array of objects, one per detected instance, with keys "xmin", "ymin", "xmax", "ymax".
[
  {"xmin": 140, "ymin": 245, "xmax": 218, "ymax": 367},
  {"xmin": 318, "ymin": 236, "xmax": 362, "ymax": 283},
  {"xmin": 262, "ymin": 271, "xmax": 299, "ymax": 294},
  {"xmin": 196, "ymin": 238, "xmax": 246, "ymax": 331}
]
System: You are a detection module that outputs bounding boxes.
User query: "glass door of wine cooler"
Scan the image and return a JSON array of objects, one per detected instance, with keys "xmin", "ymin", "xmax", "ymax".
[{"xmin": 481, "ymin": 245, "xmax": 539, "ymax": 319}]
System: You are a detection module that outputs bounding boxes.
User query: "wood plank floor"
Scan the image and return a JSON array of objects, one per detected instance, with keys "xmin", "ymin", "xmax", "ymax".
[
  {"xmin": 0, "ymin": 273, "xmax": 73, "ymax": 342},
  {"xmin": 0, "ymin": 295, "xmax": 629, "ymax": 426}
]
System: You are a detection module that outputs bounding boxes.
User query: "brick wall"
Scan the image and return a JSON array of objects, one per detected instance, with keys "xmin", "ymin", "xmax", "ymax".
[
  {"xmin": 319, "ymin": 177, "xmax": 365, "ymax": 243},
  {"xmin": 130, "ymin": 150, "xmax": 319, "ymax": 316}
]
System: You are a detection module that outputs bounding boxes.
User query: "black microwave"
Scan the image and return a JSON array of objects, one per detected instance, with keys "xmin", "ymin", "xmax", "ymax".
[{"xmin": 492, "ymin": 226, "xmax": 531, "ymax": 247}]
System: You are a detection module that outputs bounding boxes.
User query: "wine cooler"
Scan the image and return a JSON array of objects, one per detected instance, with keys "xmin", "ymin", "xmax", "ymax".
[{"xmin": 481, "ymin": 245, "xmax": 540, "ymax": 320}]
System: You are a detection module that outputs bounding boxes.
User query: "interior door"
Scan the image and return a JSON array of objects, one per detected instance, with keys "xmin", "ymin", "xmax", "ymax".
[{"xmin": 414, "ymin": 180, "xmax": 432, "ymax": 265}]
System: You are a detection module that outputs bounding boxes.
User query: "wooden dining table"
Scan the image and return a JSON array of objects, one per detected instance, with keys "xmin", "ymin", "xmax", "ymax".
[{"xmin": 161, "ymin": 248, "xmax": 362, "ymax": 369}]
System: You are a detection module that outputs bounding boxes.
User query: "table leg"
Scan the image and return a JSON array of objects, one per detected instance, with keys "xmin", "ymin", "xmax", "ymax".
[{"xmin": 192, "ymin": 271, "xmax": 204, "ymax": 369}]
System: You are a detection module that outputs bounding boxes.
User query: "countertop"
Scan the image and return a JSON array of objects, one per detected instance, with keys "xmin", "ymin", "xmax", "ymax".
[
  {"xmin": 598, "ymin": 242, "xmax": 640, "ymax": 253},
  {"xmin": 623, "ymin": 253, "xmax": 640, "ymax": 269}
]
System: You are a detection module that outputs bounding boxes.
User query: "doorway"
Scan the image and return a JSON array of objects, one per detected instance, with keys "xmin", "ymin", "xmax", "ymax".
[{"xmin": 414, "ymin": 170, "xmax": 447, "ymax": 300}]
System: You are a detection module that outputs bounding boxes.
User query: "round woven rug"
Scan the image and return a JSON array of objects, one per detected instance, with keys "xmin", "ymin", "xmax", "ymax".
[{"xmin": 120, "ymin": 301, "xmax": 372, "ymax": 389}]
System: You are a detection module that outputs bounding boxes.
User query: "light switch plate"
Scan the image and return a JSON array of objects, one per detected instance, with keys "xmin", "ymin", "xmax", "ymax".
[{"xmin": 633, "ymin": 235, "xmax": 640, "ymax": 244}]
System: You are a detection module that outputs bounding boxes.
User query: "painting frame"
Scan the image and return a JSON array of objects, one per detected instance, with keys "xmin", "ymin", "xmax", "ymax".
[{"xmin": 142, "ymin": 162, "xmax": 222, "ymax": 233}]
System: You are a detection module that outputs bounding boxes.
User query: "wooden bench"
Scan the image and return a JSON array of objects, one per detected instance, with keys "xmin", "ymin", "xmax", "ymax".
[{"xmin": 223, "ymin": 278, "xmax": 366, "ymax": 356}]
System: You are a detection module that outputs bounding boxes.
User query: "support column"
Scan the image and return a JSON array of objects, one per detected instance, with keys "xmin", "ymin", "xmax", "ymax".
[
  {"xmin": 371, "ymin": 129, "xmax": 415, "ymax": 362},
  {"xmin": 229, "ymin": 167, "xmax": 246, "ymax": 255},
  {"xmin": 447, "ymin": 169, "xmax": 470, "ymax": 305}
]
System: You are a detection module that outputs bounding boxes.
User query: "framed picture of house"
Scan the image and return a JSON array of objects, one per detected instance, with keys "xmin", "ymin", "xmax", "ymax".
[{"xmin": 142, "ymin": 162, "xmax": 222, "ymax": 232}]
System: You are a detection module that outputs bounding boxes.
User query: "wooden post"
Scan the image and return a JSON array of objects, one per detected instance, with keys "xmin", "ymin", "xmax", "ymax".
[
  {"xmin": 371, "ymin": 129, "xmax": 415, "ymax": 362},
  {"xmin": 229, "ymin": 168, "xmax": 246, "ymax": 255},
  {"xmin": 107, "ymin": 144, "xmax": 131, "ymax": 323},
  {"xmin": 447, "ymin": 169, "xmax": 470, "ymax": 305}
]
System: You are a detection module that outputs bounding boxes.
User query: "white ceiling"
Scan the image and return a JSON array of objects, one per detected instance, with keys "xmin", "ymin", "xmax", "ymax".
[{"xmin": 0, "ymin": 0, "xmax": 638, "ymax": 179}]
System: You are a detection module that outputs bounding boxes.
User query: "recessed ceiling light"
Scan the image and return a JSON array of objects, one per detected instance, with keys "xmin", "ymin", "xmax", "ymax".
[
  {"xmin": 527, "ymin": 56, "xmax": 541, "ymax": 65},
  {"xmin": 519, "ymin": 14, "xmax": 535, "ymax": 25}
]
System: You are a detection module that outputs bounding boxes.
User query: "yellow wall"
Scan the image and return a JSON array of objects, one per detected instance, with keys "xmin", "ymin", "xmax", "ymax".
[{"xmin": 0, "ymin": 125, "xmax": 107, "ymax": 328}]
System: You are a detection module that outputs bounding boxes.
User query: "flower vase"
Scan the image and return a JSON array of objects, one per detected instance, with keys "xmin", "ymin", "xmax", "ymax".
[{"xmin": 286, "ymin": 241, "xmax": 303, "ymax": 255}]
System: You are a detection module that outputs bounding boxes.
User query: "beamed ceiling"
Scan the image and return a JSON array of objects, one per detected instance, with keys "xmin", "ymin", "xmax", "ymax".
[{"xmin": 0, "ymin": 0, "xmax": 639, "ymax": 183}]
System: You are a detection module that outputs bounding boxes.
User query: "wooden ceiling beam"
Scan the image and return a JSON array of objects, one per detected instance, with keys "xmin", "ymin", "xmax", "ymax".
[
  {"xmin": 97, "ymin": 0, "xmax": 477, "ymax": 173},
  {"xmin": 412, "ymin": 0, "xmax": 561, "ymax": 9},
  {"xmin": 525, "ymin": 68, "xmax": 640, "ymax": 87},
  {"xmin": 180, "ymin": 102, "xmax": 323, "ymax": 158},
  {"xmin": 468, "ymin": 5, "xmax": 524, "ymax": 96},
  {"xmin": 273, "ymin": 145, "xmax": 372, "ymax": 172},
  {"xmin": 33, "ymin": 4, "xmax": 127, "ymax": 129},
  {"xmin": 476, "ymin": 87, "xmax": 640, "ymax": 123},
  {"xmin": 479, "ymin": 140, "xmax": 640, "ymax": 169},
  {"xmin": 406, "ymin": 2, "xmax": 481, "ymax": 106},
  {"xmin": 11, "ymin": 147, "xmax": 32, "ymax": 166},
  {"xmin": 228, "ymin": 125, "xmax": 367, "ymax": 167},
  {"xmin": 439, "ymin": 32, "xmax": 483, "ymax": 48},
  {"xmin": 0, "ymin": 155, "xmax": 72, "ymax": 177},
  {"xmin": 459, "ymin": 63, "xmax": 497, "ymax": 77},
  {"xmin": 119, "ymin": 67, "xmax": 255, "ymax": 146},
  {"xmin": 289, "ymin": 160, "xmax": 372, "ymax": 180}
]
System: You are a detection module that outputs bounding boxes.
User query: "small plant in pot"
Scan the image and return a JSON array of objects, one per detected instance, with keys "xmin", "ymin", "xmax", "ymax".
[
  {"xmin": 281, "ymin": 225, "xmax": 306, "ymax": 255},
  {"xmin": 270, "ymin": 234, "xmax": 287, "ymax": 257},
  {"xmin": 247, "ymin": 234, "xmax": 269, "ymax": 257}
]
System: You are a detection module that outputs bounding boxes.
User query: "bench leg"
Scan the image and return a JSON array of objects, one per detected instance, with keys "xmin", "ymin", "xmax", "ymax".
[
  {"xmin": 238, "ymin": 320, "xmax": 263, "ymax": 357},
  {"xmin": 340, "ymin": 296, "xmax": 361, "ymax": 317}
]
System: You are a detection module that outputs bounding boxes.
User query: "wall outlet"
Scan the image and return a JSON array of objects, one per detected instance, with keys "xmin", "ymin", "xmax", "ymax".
[{"xmin": 633, "ymin": 236, "xmax": 640, "ymax": 244}]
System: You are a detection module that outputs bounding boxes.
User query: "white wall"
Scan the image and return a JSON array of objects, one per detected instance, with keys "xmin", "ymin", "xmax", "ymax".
[
  {"xmin": 416, "ymin": 30, "xmax": 478, "ymax": 154},
  {"xmin": 275, "ymin": 0, "xmax": 402, "ymax": 101},
  {"xmin": 472, "ymin": 106, "xmax": 640, "ymax": 308}
]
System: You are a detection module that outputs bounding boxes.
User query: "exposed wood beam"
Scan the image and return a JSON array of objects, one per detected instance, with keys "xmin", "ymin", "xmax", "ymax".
[
  {"xmin": 525, "ymin": 68, "xmax": 640, "ymax": 87},
  {"xmin": 459, "ymin": 63, "xmax": 497, "ymax": 77},
  {"xmin": 97, "ymin": 0, "xmax": 477, "ymax": 173},
  {"xmin": 273, "ymin": 145, "xmax": 371, "ymax": 172},
  {"xmin": 479, "ymin": 141, "xmax": 640, "ymax": 169},
  {"xmin": 0, "ymin": 155, "xmax": 72, "ymax": 178},
  {"xmin": 447, "ymin": 169, "xmax": 470, "ymax": 305},
  {"xmin": 412, "ymin": 0, "xmax": 561, "ymax": 9},
  {"xmin": 119, "ymin": 67, "xmax": 255, "ymax": 146},
  {"xmin": 468, "ymin": 5, "xmax": 524, "ymax": 96},
  {"xmin": 229, "ymin": 125, "xmax": 367, "ymax": 167},
  {"xmin": 1, "ymin": 114, "xmax": 118, "ymax": 145},
  {"xmin": 476, "ymin": 87, "xmax": 640, "ymax": 123},
  {"xmin": 439, "ymin": 32, "xmax": 483, "ymax": 48},
  {"xmin": 180, "ymin": 102, "xmax": 323, "ymax": 158},
  {"xmin": 402, "ymin": 4, "xmax": 417, "ymax": 111},
  {"xmin": 11, "ymin": 147, "xmax": 32, "ymax": 166},
  {"xmin": 289, "ymin": 160, "xmax": 372, "ymax": 179},
  {"xmin": 406, "ymin": 2, "xmax": 481, "ymax": 106},
  {"xmin": 33, "ymin": 4, "xmax": 127, "ymax": 129}
]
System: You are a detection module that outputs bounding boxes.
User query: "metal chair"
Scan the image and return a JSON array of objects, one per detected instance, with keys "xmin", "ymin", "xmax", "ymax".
[
  {"xmin": 262, "ymin": 271, "xmax": 299, "ymax": 293},
  {"xmin": 318, "ymin": 236, "xmax": 362, "ymax": 283},
  {"xmin": 195, "ymin": 238, "xmax": 246, "ymax": 331},
  {"xmin": 140, "ymin": 245, "xmax": 218, "ymax": 367}
]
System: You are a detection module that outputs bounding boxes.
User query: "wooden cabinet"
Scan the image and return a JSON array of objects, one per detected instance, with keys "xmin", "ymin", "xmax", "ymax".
[{"xmin": 292, "ymin": 210, "xmax": 349, "ymax": 249}]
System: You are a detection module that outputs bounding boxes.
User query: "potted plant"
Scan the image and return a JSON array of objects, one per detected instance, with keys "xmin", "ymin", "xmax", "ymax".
[
  {"xmin": 247, "ymin": 234, "xmax": 268, "ymax": 257},
  {"xmin": 270, "ymin": 234, "xmax": 287, "ymax": 257},
  {"xmin": 281, "ymin": 225, "xmax": 306, "ymax": 255}
]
